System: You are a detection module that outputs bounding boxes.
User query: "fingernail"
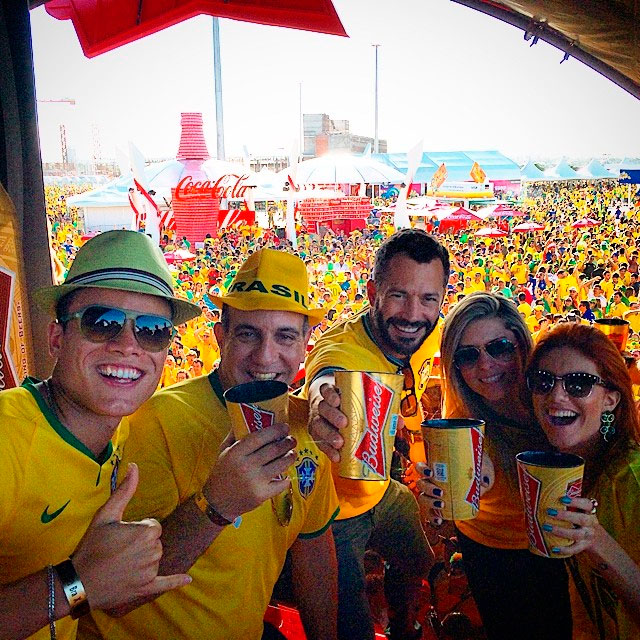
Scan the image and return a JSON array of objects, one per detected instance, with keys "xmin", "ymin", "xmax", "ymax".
[
  {"xmin": 423, "ymin": 468, "xmax": 433, "ymax": 478},
  {"xmin": 482, "ymin": 475, "xmax": 490, "ymax": 485},
  {"xmin": 547, "ymin": 508, "xmax": 558, "ymax": 516},
  {"xmin": 433, "ymin": 518, "xmax": 443, "ymax": 526},
  {"xmin": 560, "ymin": 496, "xmax": 572, "ymax": 505},
  {"xmin": 542, "ymin": 524, "xmax": 553, "ymax": 532},
  {"xmin": 433, "ymin": 487, "xmax": 443, "ymax": 497},
  {"xmin": 551, "ymin": 547, "xmax": 562, "ymax": 554},
  {"xmin": 434, "ymin": 500, "xmax": 444, "ymax": 509}
]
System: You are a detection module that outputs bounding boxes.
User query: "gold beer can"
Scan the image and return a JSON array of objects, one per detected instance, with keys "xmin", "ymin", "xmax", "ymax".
[
  {"xmin": 516, "ymin": 451, "xmax": 584, "ymax": 558},
  {"xmin": 421, "ymin": 418, "xmax": 485, "ymax": 521},
  {"xmin": 594, "ymin": 317, "xmax": 630, "ymax": 353},
  {"xmin": 335, "ymin": 370, "xmax": 403, "ymax": 481},
  {"xmin": 224, "ymin": 380, "xmax": 293, "ymax": 526}
]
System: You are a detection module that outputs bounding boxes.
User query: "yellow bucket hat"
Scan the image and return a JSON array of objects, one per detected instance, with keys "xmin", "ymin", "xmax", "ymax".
[{"xmin": 210, "ymin": 248, "xmax": 326, "ymax": 325}]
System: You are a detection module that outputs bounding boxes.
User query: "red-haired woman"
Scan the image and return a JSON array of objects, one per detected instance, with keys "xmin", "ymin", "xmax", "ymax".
[{"xmin": 527, "ymin": 323, "xmax": 640, "ymax": 639}]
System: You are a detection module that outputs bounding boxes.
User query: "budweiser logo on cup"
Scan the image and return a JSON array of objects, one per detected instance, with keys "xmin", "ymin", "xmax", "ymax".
[
  {"xmin": 335, "ymin": 370, "xmax": 403, "ymax": 481},
  {"xmin": 224, "ymin": 380, "xmax": 293, "ymax": 526},
  {"xmin": 464, "ymin": 426, "xmax": 484, "ymax": 510},
  {"xmin": 421, "ymin": 419, "xmax": 485, "ymax": 521},
  {"xmin": 239, "ymin": 403, "xmax": 275, "ymax": 434},
  {"xmin": 516, "ymin": 451, "xmax": 585, "ymax": 558},
  {"xmin": 517, "ymin": 465, "xmax": 548, "ymax": 556},
  {"xmin": 354, "ymin": 372, "xmax": 395, "ymax": 477}
]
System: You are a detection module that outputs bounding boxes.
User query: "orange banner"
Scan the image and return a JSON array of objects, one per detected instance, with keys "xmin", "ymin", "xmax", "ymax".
[
  {"xmin": 470, "ymin": 161, "xmax": 487, "ymax": 184},
  {"xmin": 0, "ymin": 185, "xmax": 33, "ymax": 387},
  {"xmin": 431, "ymin": 163, "xmax": 447, "ymax": 191}
]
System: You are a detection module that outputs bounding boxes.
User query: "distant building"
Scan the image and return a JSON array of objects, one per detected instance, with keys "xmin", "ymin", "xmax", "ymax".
[{"xmin": 303, "ymin": 113, "xmax": 386, "ymax": 158}]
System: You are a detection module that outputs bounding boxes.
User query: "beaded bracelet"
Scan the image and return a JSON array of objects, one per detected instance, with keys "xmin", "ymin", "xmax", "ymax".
[{"xmin": 47, "ymin": 564, "xmax": 56, "ymax": 640}]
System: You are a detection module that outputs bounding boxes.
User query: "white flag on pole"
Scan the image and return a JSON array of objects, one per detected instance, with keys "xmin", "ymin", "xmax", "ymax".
[
  {"xmin": 394, "ymin": 139, "xmax": 422, "ymax": 230},
  {"xmin": 128, "ymin": 141, "xmax": 159, "ymax": 245}
]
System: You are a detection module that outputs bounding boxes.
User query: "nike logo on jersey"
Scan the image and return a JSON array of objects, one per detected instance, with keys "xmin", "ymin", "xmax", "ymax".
[{"xmin": 41, "ymin": 500, "xmax": 71, "ymax": 523}]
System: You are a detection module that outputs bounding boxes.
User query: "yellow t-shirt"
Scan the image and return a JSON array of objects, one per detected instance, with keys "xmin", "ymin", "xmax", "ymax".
[
  {"xmin": 525, "ymin": 315, "xmax": 540, "ymax": 334},
  {"xmin": 303, "ymin": 309, "xmax": 439, "ymax": 519},
  {"xmin": 511, "ymin": 263, "xmax": 528, "ymax": 285},
  {"xmin": 600, "ymin": 279, "xmax": 614, "ymax": 300},
  {"xmin": 557, "ymin": 275, "xmax": 578, "ymax": 299},
  {"xmin": 609, "ymin": 301, "xmax": 629, "ymax": 318},
  {"xmin": 568, "ymin": 447, "xmax": 640, "ymax": 640},
  {"xmin": 517, "ymin": 302, "xmax": 533, "ymax": 317},
  {"xmin": 0, "ymin": 379, "xmax": 127, "ymax": 640},
  {"xmin": 86, "ymin": 373, "xmax": 338, "ymax": 640}
]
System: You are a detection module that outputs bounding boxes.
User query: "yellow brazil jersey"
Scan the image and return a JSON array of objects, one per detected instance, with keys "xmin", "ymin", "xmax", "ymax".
[
  {"xmin": 568, "ymin": 447, "xmax": 640, "ymax": 640},
  {"xmin": 511, "ymin": 263, "xmax": 528, "ymax": 285},
  {"xmin": 0, "ymin": 379, "xmax": 126, "ymax": 640},
  {"xmin": 609, "ymin": 301, "xmax": 629, "ymax": 318},
  {"xmin": 517, "ymin": 302, "xmax": 533, "ymax": 317},
  {"xmin": 600, "ymin": 279, "xmax": 614, "ymax": 300},
  {"xmin": 556, "ymin": 275, "xmax": 577, "ymax": 299},
  {"xmin": 303, "ymin": 309, "xmax": 439, "ymax": 519},
  {"xmin": 85, "ymin": 373, "xmax": 338, "ymax": 640}
]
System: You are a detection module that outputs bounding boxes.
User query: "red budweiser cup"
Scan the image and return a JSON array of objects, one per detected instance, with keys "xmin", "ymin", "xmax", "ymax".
[
  {"xmin": 421, "ymin": 419, "xmax": 485, "ymax": 520},
  {"xmin": 334, "ymin": 371, "xmax": 403, "ymax": 481},
  {"xmin": 516, "ymin": 451, "xmax": 585, "ymax": 558},
  {"xmin": 224, "ymin": 380, "xmax": 293, "ymax": 526}
]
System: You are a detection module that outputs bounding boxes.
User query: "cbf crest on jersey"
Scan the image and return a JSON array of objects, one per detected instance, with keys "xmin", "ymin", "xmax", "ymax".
[{"xmin": 295, "ymin": 448, "xmax": 318, "ymax": 499}]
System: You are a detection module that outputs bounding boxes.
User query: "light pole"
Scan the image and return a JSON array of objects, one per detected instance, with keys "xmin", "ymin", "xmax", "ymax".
[
  {"xmin": 299, "ymin": 81, "xmax": 303, "ymax": 162},
  {"xmin": 212, "ymin": 17, "xmax": 225, "ymax": 160},
  {"xmin": 372, "ymin": 44, "xmax": 380, "ymax": 154}
]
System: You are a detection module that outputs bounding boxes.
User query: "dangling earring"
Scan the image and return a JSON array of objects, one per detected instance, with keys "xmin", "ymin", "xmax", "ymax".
[{"xmin": 600, "ymin": 411, "xmax": 616, "ymax": 442}]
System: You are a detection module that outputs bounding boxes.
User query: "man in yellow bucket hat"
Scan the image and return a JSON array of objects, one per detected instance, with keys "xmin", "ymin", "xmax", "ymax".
[
  {"xmin": 84, "ymin": 248, "xmax": 339, "ymax": 640},
  {"xmin": 0, "ymin": 230, "xmax": 200, "ymax": 640}
]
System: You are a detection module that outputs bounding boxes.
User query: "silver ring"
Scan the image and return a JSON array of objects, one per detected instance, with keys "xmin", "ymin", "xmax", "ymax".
[{"xmin": 589, "ymin": 498, "xmax": 598, "ymax": 515}]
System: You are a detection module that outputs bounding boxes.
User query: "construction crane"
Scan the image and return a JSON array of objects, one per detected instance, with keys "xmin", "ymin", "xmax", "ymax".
[{"xmin": 37, "ymin": 98, "xmax": 76, "ymax": 168}]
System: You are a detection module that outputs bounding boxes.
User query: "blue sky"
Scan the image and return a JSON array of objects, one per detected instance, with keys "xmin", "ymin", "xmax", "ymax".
[{"xmin": 31, "ymin": 0, "xmax": 640, "ymax": 165}]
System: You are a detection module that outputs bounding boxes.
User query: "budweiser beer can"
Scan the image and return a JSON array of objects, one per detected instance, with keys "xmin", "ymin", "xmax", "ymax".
[
  {"xmin": 516, "ymin": 451, "xmax": 585, "ymax": 558},
  {"xmin": 223, "ymin": 380, "xmax": 289, "ymax": 440},
  {"xmin": 224, "ymin": 380, "xmax": 293, "ymax": 526},
  {"xmin": 421, "ymin": 419, "xmax": 485, "ymax": 521},
  {"xmin": 594, "ymin": 317, "xmax": 630, "ymax": 353},
  {"xmin": 335, "ymin": 370, "xmax": 403, "ymax": 481}
]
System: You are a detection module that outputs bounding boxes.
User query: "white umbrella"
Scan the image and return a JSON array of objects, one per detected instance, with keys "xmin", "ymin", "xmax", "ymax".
[{"xmin": 280, "ymin": 153, "xmax": 405, "ymax": 185}]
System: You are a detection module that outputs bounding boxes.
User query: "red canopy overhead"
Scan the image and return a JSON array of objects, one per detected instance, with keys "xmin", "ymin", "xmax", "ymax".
[{"xmin": 45, "ymin": 0, "xmax": 347, "ymax": 58}]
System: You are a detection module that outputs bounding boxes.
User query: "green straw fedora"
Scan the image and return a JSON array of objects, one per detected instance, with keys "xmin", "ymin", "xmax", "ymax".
[{"xmin": 35, "ymin": 230, "xmax": 201, "ymax": 325}]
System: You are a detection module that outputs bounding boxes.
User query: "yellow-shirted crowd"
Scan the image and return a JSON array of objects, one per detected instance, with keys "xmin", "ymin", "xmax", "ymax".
[{"xmin": 46, "ymin": 179, "xmax": 640, "ymax": 391}]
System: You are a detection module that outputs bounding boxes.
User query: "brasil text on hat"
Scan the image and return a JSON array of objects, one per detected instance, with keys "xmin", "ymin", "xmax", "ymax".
[
  {"xmin": 34, "ymin": 230, "xmax": 201, "ymax": 325},
  {"xmin": 210, "ymin": 248, "xmax": 326, "ymax": 325}
]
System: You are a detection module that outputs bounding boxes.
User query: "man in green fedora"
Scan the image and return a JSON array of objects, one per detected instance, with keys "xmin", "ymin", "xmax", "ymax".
[{"xmin": 0, "ymin": 230, "xmax": 200, "ymax": 640}]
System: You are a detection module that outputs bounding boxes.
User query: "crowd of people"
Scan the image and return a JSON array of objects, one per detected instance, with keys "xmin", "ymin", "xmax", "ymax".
[
  {"xmin": 44, "ymin": 180, "xmax": 640, "ymax": 389},
  {"xmin": 7, "ymin": 178, "xmax": 635, "ymax": 640}
]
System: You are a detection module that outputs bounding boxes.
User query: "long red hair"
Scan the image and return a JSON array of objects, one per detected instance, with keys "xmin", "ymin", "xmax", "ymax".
[{"xmin": 527, "ymin": 324, "xmax": 640, "ymax": 480}]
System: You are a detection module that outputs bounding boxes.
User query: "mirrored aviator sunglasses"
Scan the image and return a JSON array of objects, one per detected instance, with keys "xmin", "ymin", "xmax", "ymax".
[
  {"xmin": 60, "ymin": 305, "xmax": 175, "ymax": 353},
  {"xmin": 453, "ymin": 337, "xmax": 516, "ymax": 370},
  {"xmin": 526, "ymin": 370, "xmax": 607, "ymax": 399}
]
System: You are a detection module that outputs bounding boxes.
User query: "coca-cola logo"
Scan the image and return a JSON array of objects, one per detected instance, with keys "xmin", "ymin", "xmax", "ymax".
[
  {"xmin": 354, "ymin": 373, "xmax": 393, "ymax": 478},
  {"xmin": 464, "ymin": 427, "xmax": 484, "ymax": 509},
  {"xmin": 518, "ymin": 465, "xmax": 548, "ymax": 556},
  {"xmin": 173, "ymin": 174, "xmax": 252, "ymax": 201},
  {"xmin": 240, "ymin": 403, "xmax": 274, "ymax": 434}
]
